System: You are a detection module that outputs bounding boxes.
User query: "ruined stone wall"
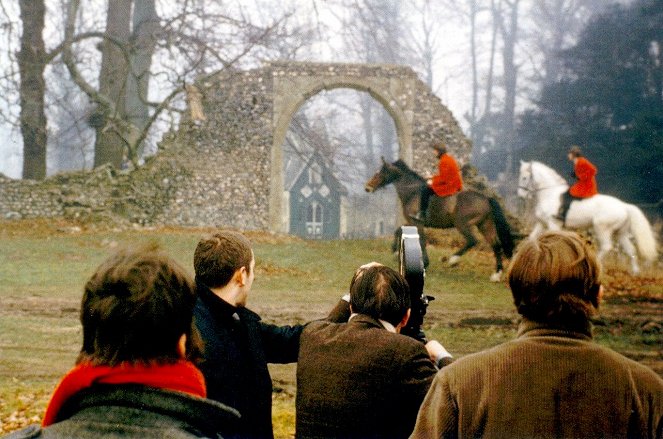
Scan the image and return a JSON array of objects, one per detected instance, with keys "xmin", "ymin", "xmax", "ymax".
[
  {"xmin": 411, "ymin": 80, "xmax": 472, "ymax": 173},
  {"xmin": 0, "ymin": 148, "xmax": 191, "ymax": 225},
  {"xmin": 0, "ymin": 62, "xmax": 472, "ymax": 230}
]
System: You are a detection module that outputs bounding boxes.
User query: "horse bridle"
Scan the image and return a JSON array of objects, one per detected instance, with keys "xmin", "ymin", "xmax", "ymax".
[
  {"xmin": 518, "ymin": 162, "xmax": 537, "ymax": 196},
  {"xmin": 518, "ymin": 162, "xmax": 566, "ymax": 195}
]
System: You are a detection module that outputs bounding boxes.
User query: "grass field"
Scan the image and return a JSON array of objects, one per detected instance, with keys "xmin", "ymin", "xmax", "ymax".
[{"xmin": 1, "ymin": 219, "xmax": 661, "ymax": 437}]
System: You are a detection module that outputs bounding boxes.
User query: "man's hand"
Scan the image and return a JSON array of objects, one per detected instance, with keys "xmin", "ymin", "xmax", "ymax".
[{"xmin": 425, "ymin": 340, "xmax": 452, "ymax": 367}]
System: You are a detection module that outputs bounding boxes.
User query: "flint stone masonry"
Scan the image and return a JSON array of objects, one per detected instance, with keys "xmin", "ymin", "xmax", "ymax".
[{"xmin": 0, "ymin": 61, "xmax": 471, "ymax": 231}]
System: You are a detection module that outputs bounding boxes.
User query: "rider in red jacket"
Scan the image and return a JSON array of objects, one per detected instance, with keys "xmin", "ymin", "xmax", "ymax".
[
  {"xmin": 557, "ymin": 146, "xmax": 598, "ymax": 225},
  {"xmin": 412, "ymin": 142, "xmax": 463, "ymax": 221}
]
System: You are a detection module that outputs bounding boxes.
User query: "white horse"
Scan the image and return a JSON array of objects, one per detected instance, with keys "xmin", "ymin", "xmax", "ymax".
[{"xmin": 517, "ymin": 160, "xmax": 658, "ymax": 274}]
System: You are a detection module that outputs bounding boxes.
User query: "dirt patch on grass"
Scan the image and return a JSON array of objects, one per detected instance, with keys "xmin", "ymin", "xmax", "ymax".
[
  {"xmin": 0, "ymin": 297, "xmax": 79, "ymax": 318},
  {"xmin": 256, "ymin": 262, "xmax": 309, "ymax": 277},
  {"xmin": 0, "ymin": 218, "xmax": 302, "ymax": 245}
]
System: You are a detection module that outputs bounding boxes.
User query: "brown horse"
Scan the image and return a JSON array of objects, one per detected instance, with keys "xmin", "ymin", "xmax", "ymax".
[{"xmin": 365, "ymin": 158, "xmax": 514, "ymax": 281}]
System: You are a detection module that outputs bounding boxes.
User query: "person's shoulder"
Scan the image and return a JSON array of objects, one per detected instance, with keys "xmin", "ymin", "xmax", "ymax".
[
  {"xmin": 2, "ymin": 425, "xmax": 42, "ymax": 439},
  {"xmin": 238, "ymin": 306, "xmax": 262, "ymax": 322},
  {"xmin": 74, "ymin": 384, "xmax": 241, "ymax": 437},
  {"xmin": 303, "ymin": 319, "xmax": 340, "ymax": 334},
  {"xmin": 597, "ymin": 345, "xmax": 663, "ymax": 386},
  {"xmin": 438, "ymin": 339, "xmax": 516, "ymax": 373}
]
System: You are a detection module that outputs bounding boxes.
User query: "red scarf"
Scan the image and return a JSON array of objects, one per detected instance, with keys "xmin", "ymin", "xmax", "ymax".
[{"xmin": 42, "ymin": 360, "xmax": 206, "ymax": 426}]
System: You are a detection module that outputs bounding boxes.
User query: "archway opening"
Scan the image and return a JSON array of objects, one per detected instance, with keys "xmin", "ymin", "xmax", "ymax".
[{"xmin": 282, "ymin": 88, "xmax": 400, "ymax": 239}]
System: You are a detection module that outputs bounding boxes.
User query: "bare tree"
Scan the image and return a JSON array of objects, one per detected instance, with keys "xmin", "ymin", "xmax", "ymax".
[
  {"xmin": 91, "ymin": 0, "xmax": 132, "ymax": 168},
  {"xmin": 1, "ymin": 0, "xmax": 303, "ymax": 176},
  {"xmin": 125, "ymin": 0, "xmax": 160, "ymax": 159},
  {"xmin": 494, "ymin": 0, "xmax": 520, "ymax": 177},
  {"xmin": 405, "ymin": 0, "xmax": 441, "ymax": 89},
  {"xmin": 526, "ymin": 0, "xmax": 609, "ymax": 86},
  {"xmin": 18, "ymin": 0, "xmax": 47, "ymax": 179}
]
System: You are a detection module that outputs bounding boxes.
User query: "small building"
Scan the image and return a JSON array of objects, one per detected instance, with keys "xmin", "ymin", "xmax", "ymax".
[{"xmin": 285, "ymin": 152, "xmax": 347, "ymax": 239}]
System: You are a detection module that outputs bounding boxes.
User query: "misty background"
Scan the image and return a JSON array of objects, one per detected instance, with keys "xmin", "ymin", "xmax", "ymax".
[{"xmin": 1, "ymin": 0, "xmax": 661, "ymax": 214}]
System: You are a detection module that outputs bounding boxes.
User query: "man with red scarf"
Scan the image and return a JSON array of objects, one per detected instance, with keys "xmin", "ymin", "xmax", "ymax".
[
  {"xmin": 556, "ymin": 146, "xmax": 598, "ymax": 225},
  {"xmin": 5, "ymin": 246, "xmax": 239, "ymax": 438},
  {"xmin": 412, "ymin": 142, "xmax": 463, "ymax": 221}
]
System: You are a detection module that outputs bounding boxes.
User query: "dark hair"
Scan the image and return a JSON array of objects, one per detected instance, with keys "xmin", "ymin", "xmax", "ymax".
[
  {"xmin": 431, "ymin": 142, "xmax": 448, "ymax": 155},
  {"xmin": 568, "ymin": 145, "xmax": 583, "ymax": 157},
  {"xmin": 78, "ymin": 243, "xmax": 201, "ymax": 366},
  {"xmin": 349, "ymin": 265, "xmax": 411, "ymax": 326},
  {"xmin": 507, "ymin": 231, "xmax": 601, "ymax": 328},
  {"xmin": 194, "ymin": 231, "xmax": 253, "ymax": 288}
]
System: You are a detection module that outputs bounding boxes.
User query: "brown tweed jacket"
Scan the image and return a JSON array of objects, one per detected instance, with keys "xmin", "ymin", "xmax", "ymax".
[
  {"xmin": 411, "ymin": 318, "xmax": 663, "ymax": 439},
  {"xmin": 295, "ymin": 314, "xmax": 439, "ymax": 439}
]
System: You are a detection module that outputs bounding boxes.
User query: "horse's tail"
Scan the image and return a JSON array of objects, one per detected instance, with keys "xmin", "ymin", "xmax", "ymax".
[
  {"xmin": 488, "ymin": 197, "xmax": 515, "ymax": 258},
  {"xmin": 626, "ymin": 204, "xmax": 658, "ymax": 261}
]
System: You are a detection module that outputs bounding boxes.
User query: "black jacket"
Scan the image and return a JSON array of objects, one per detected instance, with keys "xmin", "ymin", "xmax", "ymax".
[
  {"xmin": 3, "ymin": 384, "xmax": 240, "ymax": 439},
  {"xmin": 193, "ymin": 284, "xmax": 302, "ymax": 439}
]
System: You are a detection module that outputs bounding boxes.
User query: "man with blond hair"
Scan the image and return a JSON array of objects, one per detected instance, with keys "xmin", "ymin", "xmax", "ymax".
[{"xmin": 411, "ymin": 230, "xmax": 663, "ymax": 439}]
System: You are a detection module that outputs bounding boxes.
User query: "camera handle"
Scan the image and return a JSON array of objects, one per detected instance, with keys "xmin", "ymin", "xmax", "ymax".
[{"xmin": 398, "ymin": 226, "xmax": 433, "ymax": 343}]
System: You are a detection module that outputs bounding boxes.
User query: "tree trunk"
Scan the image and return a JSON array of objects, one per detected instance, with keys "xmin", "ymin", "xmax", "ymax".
[
  {"xmin": 361, "ymin": 93, "xmax": 376, "ymax": 177},
  {"xmin": 125, "ymin": 0, "xmax": 159, "ymax": 159},
  {"xmin": 93, "ymin": 0, "xmax": 132, "ymax": 168},
  {"xmin": 471, "ymin": 0, "xmax": 499, "ymax": 160},
  {"xmin": 469, "ymin": 0, "xmax": 478, "ymax": 140},
  {"xmin": 498, "ymin": 0, "xmax": 520, "ymax": 177},
  {"xmin": 18, "ymin": 0, "xmax": 47, "ymax": 180}
]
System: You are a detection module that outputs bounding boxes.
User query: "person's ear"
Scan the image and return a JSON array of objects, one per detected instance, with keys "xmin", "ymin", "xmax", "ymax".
[
  {"xmin": 396, "ymin": 309, "xmax": 411, "ymax": 333},
  {"xmin": 177, "ymin": 334, "xmax": 187, "ymax": 358},
  {"xmin": 589, "ymin": 284, "xmax": 603, "ymax": 308},
  {"xmin": 235, "ymin": 266, "xmax": 248, "ymax": 287}
]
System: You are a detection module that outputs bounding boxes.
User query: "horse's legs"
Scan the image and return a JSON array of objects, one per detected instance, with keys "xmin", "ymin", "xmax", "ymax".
[
  {"xmin": 418, "ymin": 226, "xmax": 430, "ymax": 268},
  {"xmin": 448, "ymin": 220, "xmax": 478, "ymax": 266},
  {"xmin": 593, "ymin": 225, "xmax": 614, "ymax": 264},
  {"xmin": 391, "ymin": 228, "xmax": 401, "ymax": 254},
  {"xmin": 529, "ymin": 221, "xmax": 546, "ymax": 238},
  {"xmin": 544, "ymin": 217, "xmax": 562, "ymax": 232},
  {"xmin": 477, "ymin": 218, "xmax": 504, "ymax": 282},
  {"xmin": 616, "ymin": 227, "xmax": 640, "ymax": 275}
]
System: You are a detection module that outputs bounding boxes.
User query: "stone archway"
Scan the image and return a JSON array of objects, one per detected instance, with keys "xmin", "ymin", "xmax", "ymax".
[
  {"xmin": 186, "ymin": 61, "xmax": 471, "ymax": 232},
  {"xmin": 269, "ymin": 66, "xmax": 418, "ymax": 231}
]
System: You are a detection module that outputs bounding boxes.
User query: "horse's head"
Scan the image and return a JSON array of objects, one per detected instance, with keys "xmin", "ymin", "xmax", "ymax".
[
  {"xmin": 365, "ymin": 157, "xmax": 402, "ymax": 192},
  {"xmin": 517, "ymin": 160, "xmax": 568, "ymax": 199},
  {"xmin": 517, "ymin": 160, "xmax": 535, "ymax": 199}
]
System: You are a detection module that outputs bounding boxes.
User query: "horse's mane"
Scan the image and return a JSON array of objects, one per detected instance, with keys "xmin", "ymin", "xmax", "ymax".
[
  {"xmin": 528, "ymin": 160, "xmax": 567, "ymax": 186},
  {"xmin": 392, "ymin": 160, "xmax": 426, "ymax": 182}
]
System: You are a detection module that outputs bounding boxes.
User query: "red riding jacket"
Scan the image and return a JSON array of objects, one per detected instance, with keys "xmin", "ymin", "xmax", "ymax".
[
  {"xmin": 430, "ymin": 153, "xmax": 463, "ymax": 197},
  {"xmin": 569, "ymin": 157, "xmax": 598, "ymax": 198}
]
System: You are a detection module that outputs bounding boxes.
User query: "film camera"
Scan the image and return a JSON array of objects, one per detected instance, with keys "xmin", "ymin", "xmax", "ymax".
[{"xmin": 398, "ymin": 226, "xmax": 434, "ymax": 343}]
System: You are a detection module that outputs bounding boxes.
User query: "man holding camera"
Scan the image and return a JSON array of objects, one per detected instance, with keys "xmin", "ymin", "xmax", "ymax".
[{"xmin": 295, "ymin": 263, "xmax": 452, "ymax": 439}]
